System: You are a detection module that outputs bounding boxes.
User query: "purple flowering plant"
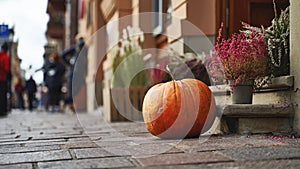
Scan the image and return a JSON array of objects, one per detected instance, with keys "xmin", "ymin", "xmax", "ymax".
[{"xmin": 213, "ymin": 23, "xmax": 268, "ymax": 86}]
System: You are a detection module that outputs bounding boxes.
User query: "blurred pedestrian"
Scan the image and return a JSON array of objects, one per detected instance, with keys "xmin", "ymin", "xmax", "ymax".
[
  {"xmin": 44, "ymin": 52, "xmax": 66, "ymax": 112},
  {"xmin": 14, "ymin": 77, "xmax": 25, "ymax": 110},
  {"xmin": 35, "ymin": 83, "xmax": 44, "ymax": 111},
  {"xmin": 0, "ymin": 42, "xmax": 11, "ymax": 116},
  {"xmin": 25, "ymin": 76, "xmax": 37, "ymax": 111},
  {"xmin": 61, "ymin": 37, "xmax": 87, "ymax": 112}
]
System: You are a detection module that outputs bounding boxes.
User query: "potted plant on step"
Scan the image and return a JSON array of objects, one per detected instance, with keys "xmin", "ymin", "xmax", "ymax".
[
  {"xmin": 241, "ymin": 1, "xmax": 290, "ymax": 89},
  {"xmin": 214, "ymin": 23, "xmax": 268, "ymax": 104}
]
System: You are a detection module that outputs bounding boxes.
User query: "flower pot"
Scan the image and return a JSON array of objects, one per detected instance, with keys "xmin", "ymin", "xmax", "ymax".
[{"xmin": 231, "ymin": 80, "xmax": 254, "ymax": 104}]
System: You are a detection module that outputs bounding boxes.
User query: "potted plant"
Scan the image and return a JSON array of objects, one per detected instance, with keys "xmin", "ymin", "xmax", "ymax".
[
  {"xmin": 265, "ymin": 2, "xmax": 290, "ymax": 77},
  {"xmin": 240, "ymin": 1, "xmax": 290, "ymax": 89},
  {"xmin": 161, "ymin": 51, "xmax": 211, "ymax": 86},
  {"xmin": 214, "ymin": 23, "xmax": 268, "ymax": 104}
]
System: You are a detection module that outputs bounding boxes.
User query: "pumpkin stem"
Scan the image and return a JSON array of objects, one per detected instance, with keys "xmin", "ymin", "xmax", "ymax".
[{"xmin": 166, "ymin": 65, "xmax": 176, "ymax": 81}]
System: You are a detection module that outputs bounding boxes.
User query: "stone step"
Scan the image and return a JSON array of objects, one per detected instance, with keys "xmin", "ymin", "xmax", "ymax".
[
  {"xmin": 210, "ymin": 75, "xmax": 294, "ymax": 105},
  {"xmin": 222, "ymin": 104, "xmax": 294, "ymax": 117},
  {"xmin": 220, "ymin": 104, "xmax": 294, "ymax": 134}
]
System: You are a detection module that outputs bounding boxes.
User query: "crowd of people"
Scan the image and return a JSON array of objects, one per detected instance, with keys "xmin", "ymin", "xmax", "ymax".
[
  {"xmin": 14, "ymin": 76, "xmax": 37, "ymax": 111},
  {"xmin": 0, "ymin": 37, "xmax": 87, "ymax": 115}
]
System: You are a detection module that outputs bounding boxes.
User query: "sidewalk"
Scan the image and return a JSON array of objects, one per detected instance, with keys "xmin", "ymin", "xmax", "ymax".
[{"xmin": 0, "ymin": 109, "xmax": 300, "ymax": 169}]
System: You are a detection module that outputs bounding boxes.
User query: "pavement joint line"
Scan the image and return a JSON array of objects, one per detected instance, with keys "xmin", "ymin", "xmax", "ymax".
[
  {"xmin": 32, "ymin": 163, "xmax": 38, "ymax": 169},
  {"xmin": 68, "ymin": 149, "xmax": 78, "ymax": 160},
  {"xmin": 0, "ymin": 139, "xmax": 68, "ymax": 146},
  {"xmin": 127, "ymin": 157, "xmax": 141, "ymax": 167}
]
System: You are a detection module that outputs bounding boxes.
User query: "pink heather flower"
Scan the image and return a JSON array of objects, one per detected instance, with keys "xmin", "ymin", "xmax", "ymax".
[{"xmin": 214, "ymin": 23, "xmax": 267, "ymax": 85}]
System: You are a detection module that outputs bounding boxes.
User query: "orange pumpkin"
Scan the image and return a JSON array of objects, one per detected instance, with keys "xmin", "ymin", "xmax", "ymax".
[{"xmin": 142, "ymin": 79, "xmax": 216, "ymax": 139}]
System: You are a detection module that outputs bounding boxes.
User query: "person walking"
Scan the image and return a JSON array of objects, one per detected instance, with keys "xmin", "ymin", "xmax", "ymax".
[
  {"xmin": 44, "ymin": 52, "xmax": 66, "ymax": 112},
  {"xmin": 14, "ymin": 77, "xmax": 25, "ymax": 110},
  {"xmin": 25, "ymin": 76, "xmax": 37, "ymax": 111},
  {"xmin": 35, "ymin": 83, "xmax": 44, "ymax": 111},
  {"xmin": 61, "ymin": 37, "xmax": 87, "ymax": 112},
  {"xmin": 0, "ymin": 43, "xmax": 11, "ymax": 116}
]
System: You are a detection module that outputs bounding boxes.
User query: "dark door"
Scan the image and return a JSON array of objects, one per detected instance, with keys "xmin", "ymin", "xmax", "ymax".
[{"xmin": 217, "ymin": 0, "xmax": 290, "ymax": 37}]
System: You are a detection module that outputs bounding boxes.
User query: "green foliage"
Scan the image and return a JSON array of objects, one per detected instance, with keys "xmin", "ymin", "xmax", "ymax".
[
  {"xmin": 265, "ymin": 3, "xmax": 290, "ymax": 77},
  {"xmin": 111, "ymin": 27, "xmax": 147, "ymax": 88}
]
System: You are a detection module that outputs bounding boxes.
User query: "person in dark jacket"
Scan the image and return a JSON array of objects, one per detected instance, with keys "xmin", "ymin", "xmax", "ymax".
[
  {"xmin": 25, "ymin": 76, "xmax": 37, "ymax": 111},
  {"xmin": 44, "ymin": 52, "xmax": 66, "ymax": 112},
  {"xmin": 0, "ymin": 43, "xmax": 11, "ymax": 116},
  {"xmin": 61, "ymin": 37, "xmax": 87, "ymax": 112}
]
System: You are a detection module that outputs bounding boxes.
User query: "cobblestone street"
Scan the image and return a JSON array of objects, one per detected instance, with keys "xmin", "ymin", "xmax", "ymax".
[{"xmin": 1, "ymin": 109, "xmax": 300, "ymax": 169}]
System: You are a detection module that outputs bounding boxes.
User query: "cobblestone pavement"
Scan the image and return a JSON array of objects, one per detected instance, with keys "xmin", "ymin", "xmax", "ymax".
[{"xmin": 0, "ymin": 109, "xmax": 300, "ymax": 169}]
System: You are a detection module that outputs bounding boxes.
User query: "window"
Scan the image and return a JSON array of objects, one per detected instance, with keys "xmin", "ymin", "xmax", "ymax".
[
  {"xmin": 153, "ymin": 0, "xmax": 163, "ymax": 36},
  {"xmin": 87, "ymin": 2, "xmax": 93, "ymax": 27},
  {"xmin": 167, "ymin": 0, "xmax": 172, "ymax": 20},
  {"xmin": 153, "ymin": 0, "xmax": 172, "ymax": 36}
]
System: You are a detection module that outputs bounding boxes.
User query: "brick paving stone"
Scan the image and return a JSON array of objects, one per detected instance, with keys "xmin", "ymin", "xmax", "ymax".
[
  {"xmin": 0, "ymin": 163, "xmax": 33, "ymax": 169},
  {"xmin": 67, "ymin": 137, "xmax": 93, "ymax": 142},
  {"xmin": 174, "ymin": 135, "xmax": 286, "ymax": 152},
  {"xmin": 0, "ymin": 145, "xmax": 61, "ymax": 154},
  {"xmin": 109, "ymin": 123, "xmax": 147, "ymax": 133},
  {"xmin": 0, "ymin": 130, "xmax": 85, "ymax": 141},
  {"xmin": 63, "ymin": 141, "xmax": 98, "ymax": 149},
  {"xmin": 135, "ymin": 152, "xmax": 232, "ymax": 166},
  {"xmin": 32, "ymin": 134, "xmax": 88, "ymax": 141},
  {"xmin": 218, "ymin": 146, "xmax": 300, "ymax": 161},
  {"xmin": 0, "ymin": 137, "xmax": 30, "ymax": 144},
  {"xmin": 92, "ymin": 140, "xmax": 133, "ymax": 147},
  {"xmin": 38, "ymin": 157, "xmax": 135, "ymax": 169},
  {"xmin": 123, "ymin": 159, "xmax": 300, "ymax": 169},
  {"xmin": 0, "ymin": 138, "xmax": 67, "ymax": 147},
  {"xmin": 0, "ymin": 150, "xmax": 71, "ymax": 165},
  {"xmin": 73, "ymin": 148, "xmax": 115, "ymax": 159},
  {"xmin": 103, "ymin": 142, "xmax": 182, "ymax": 157},
  {"xmin": 265, "ymin": 136, "xmax": 300, "ymax": 147},
  {"xmin": 2, "ymin": 110, "xmax": 300, "ymax": 168}
]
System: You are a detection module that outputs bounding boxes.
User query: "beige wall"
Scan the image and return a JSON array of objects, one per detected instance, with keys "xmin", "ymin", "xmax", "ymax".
[
  {"xmin": 290, "ymin": 0, "xmax": 300, "ymax": 134},
  {"xmin": 98, "ymin": 0, "xmax": 218, "ymax": 113},
  {"xmin": 172, "ymin": 0, "xmax": 187, "ymax": 20},
  {"xmin": 170, "ymin": 0, "xmax": 216, "ymax": 37},
  {"xmin": 167, "ymin": 0, "xmax": 216, "ymax": 55},
  {"xmin": 187, "ymin": 0, "xmax": 216, "ymax": 35}
]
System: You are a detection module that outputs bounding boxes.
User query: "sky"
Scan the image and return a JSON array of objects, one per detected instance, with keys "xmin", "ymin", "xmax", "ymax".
[{"xmin": 0, "ymin": 0, "xmax": 49, "ymax": 83}]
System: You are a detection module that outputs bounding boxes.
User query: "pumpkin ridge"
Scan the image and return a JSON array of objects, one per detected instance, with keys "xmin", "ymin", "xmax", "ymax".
[
  {"xmin": 166, "ymin": 81, "xmax": 180, "ymax": 136},
  {"xmin": 182, "ymin": 79, "xmax": 201, "ymax": 137},
  {"xmin": 197, "ymin": 81, "xmax": 211, "ymax": 133},
  {"xmin": 196, "ymin": 80, "xmax": 214, "ymax": 133},
  {"xmin": 161, "ymin": 82, "xmax": 170, "ymax": 134}
]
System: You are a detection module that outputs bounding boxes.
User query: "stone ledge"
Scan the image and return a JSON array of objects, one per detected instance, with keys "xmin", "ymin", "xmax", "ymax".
[
  {"xmin": 256, "ymin": 75, "xmax": 294, "ymax": 91},
  {"xmin": 209, "ymin": 75, "xmax": 294, "ymax": 94},
  {"xmin": 222, "ymin": 104, "xmax": 294, "ymax": 117}
]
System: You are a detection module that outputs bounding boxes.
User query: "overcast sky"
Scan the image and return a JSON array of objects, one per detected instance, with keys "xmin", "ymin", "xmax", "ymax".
[{"xmin": 0, "ymin": 0, "xmax": 49, "ymax": 83}]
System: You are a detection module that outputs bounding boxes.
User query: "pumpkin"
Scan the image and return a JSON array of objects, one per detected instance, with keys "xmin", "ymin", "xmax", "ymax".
[{"xmin": 142, "ymin": 79, "xmax": 216, "ymax": 139}]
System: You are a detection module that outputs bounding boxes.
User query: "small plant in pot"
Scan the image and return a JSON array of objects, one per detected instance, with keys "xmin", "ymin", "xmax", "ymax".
[
  {"xmin": 266, "ymin": 2, "xmax": 290, "ymax": 77},
  {"xmin": 241, "ymin": 1, "xmax": 290, "ymax": 88},
  {"xmin": 214, "ymin": 23, "xmax": 268, "ymax": 104}
]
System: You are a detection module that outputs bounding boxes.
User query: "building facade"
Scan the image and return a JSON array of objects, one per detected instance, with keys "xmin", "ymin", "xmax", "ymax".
[{"xmin": 45, "ymin": 0, "xmax": 300, "ymax": 135}]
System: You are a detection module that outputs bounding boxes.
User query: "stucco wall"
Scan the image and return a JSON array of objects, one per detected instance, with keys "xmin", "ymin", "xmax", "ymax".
[{"xmin": 290, "ymin": 0, "xmax": 300, "ymax": 133}]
